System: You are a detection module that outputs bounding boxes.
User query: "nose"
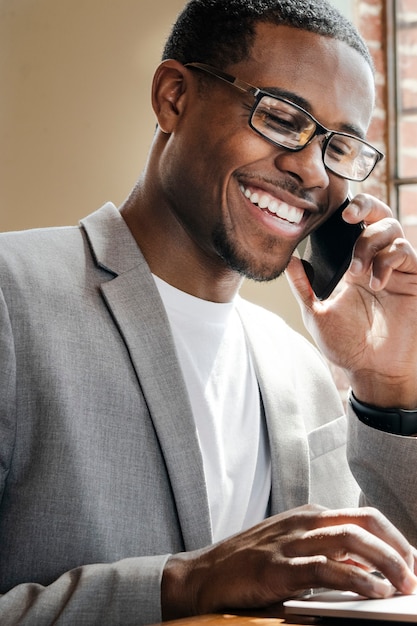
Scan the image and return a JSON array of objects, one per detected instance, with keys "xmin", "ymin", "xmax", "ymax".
[{"xmin": 274, "ymin": 135, "xmax": 330, "ymax": 189}]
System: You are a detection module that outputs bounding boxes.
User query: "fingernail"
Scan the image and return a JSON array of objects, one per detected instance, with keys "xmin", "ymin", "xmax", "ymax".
[
  {"xmin": 348, "ymin": 202, "xmax": 362, "ymax": 218},
  {"xmin": 402, "ymin": 573, "xmax": 417, "ymax": 595},
  {"xmin": 374, "ymin": 578, "xmax": 396, "ymax": 598},
  {"xmin": 370, "ymin": 275, "xmax": 381, "ymax": 290},
  {"xmin": 349, "ymin": 258, "xmax": 362, "ymax": 275}
]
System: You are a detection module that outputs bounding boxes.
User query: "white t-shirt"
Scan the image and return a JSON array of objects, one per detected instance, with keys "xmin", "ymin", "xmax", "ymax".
[{"xmin": 153, "ymin": 276, "xmax": 271, "ymax": 542}]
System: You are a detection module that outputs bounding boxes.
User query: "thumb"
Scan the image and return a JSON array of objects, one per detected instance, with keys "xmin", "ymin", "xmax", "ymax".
[{"xmin": 285, "ymin": 255, "xmax": 316, "ymax": 311}]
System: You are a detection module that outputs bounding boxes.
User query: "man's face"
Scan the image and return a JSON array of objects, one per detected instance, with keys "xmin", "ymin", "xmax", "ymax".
[{"xmin": 161, "ymin": 23, "xmax": 375, "ymax": 282}]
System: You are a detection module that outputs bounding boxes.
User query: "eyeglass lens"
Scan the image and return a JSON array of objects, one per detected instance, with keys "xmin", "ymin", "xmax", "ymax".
[{"xmin": 251, "ymin": 95, "xmax": 379, "ymax": 181}]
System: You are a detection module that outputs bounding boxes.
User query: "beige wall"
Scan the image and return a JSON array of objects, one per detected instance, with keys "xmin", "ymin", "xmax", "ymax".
[
  {"xmin": 0, "ymin": 0, "xmax": 186, "ymax": 231},
  {"xmin": 0, "ymin": 0, "xmax": 319, "ymax": 337}
]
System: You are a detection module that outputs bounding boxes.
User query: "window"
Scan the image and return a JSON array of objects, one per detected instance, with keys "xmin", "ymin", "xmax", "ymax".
[{"xmin": 386, "ymin": 0, "xmax": 417, "ymax": 246}]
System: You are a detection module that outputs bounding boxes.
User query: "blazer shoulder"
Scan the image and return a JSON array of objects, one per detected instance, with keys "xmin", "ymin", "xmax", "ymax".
[{"xmin": 0, "ymin": 224, "xmax": 86, "ymax": 288}]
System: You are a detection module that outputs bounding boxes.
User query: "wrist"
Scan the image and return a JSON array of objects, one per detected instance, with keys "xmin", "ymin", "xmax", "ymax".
[
  {"xmin": 349, "ymin": 390, "xmax": 417, "ymax": 436},
  {"xmin": 161, "ymin": 549, "xmax": 212, "ymax": 620},
  {"xmin": 161, "ymin": 554, "xmax": 196, "ymax": 620},
  {"xmin": 349, "ymin": 375, "xmax": 417, "ymax": 410}
]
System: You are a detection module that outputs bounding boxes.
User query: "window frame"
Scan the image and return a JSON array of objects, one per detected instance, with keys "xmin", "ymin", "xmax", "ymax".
[{"xmin": 385, "ymin": 0, "xmax": 417, "ymax": 217}]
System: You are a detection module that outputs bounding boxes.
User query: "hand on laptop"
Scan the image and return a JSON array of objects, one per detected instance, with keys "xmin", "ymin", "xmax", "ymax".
[{"xmin": 162, "ymin": 504, "xmax": 417, "ymax": 620}]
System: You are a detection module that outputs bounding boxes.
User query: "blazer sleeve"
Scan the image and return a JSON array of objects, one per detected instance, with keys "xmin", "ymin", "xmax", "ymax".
[
  {"xmin": 0, "ymin": 556, "xmax": 169, "ymax": 626},
  {"xmin": 347, "ymin": 402, "xmax": 417, "ymax": 547},
  {"xmin": 0, "ymin": 289, "xmax": 16, "ymax": 497}
]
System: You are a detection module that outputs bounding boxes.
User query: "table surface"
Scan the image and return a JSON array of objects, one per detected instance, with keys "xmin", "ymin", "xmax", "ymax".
[
  {"xmin": 150, "ymin": 604, "xmax": 409, "ymax": 625},
  {"xmin": 150, "ymin": 609, "xmax": 316, "ymax": 626},
  {"xmin": 151, "ymin": 614, "xmax": 313, "ymax": 626}
]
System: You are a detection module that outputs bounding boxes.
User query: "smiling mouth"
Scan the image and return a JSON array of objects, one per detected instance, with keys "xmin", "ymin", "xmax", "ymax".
[{"xmin": 239, "ymin": 184, "xmax": 304, "ymax": 225}]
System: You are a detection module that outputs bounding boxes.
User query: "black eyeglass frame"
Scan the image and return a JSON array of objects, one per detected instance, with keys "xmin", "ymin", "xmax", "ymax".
[{"xmin": 185, "ymin": 62, "xmax": 384, "ymax": 182}]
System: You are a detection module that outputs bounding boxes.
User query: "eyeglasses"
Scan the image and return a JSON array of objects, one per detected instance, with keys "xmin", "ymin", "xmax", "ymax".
[{"xmin": 185, "ymin": 62, "xmax": 384, "ymax": 182}]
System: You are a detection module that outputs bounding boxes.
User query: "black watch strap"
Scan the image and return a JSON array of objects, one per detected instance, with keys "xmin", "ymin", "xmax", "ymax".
[{"xmin": 349, "ymin": 392, "xmax": 417, "ymax": 436}]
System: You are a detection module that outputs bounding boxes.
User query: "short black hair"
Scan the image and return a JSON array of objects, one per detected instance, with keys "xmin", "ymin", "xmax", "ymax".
[{"xmin": 162, "ymin": 0, "xmax": 372, "ymax": 71}]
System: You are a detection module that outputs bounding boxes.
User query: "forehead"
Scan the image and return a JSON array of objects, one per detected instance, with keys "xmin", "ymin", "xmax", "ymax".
[{"xmin": 229, "ymin": 23, "xmax": 375, "ymax": 134}]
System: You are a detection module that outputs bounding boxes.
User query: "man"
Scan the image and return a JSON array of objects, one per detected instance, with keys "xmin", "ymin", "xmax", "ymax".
[{"xmin": 1, "ymin": 0, "xmax": 417, "ymax": 623}]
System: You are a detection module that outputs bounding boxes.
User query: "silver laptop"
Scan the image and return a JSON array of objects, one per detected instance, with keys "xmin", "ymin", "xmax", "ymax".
[{"xmin": 284, "ymin": 590, "xmax": 417, "ymax": 622}]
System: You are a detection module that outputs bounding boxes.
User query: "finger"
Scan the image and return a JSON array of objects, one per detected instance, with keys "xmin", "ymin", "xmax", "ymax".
[
  {"xmin": 285, "ymin": 255, "xmax": 317, "ymax": 312},
  {"xmin": 341, "ymin": 557, "xmax": 375, "ymax": 572},
  {"xmin": 316, "ymin": 508, "xmax": 415, "ymax": 568},
  {"xmin": 286, "ymin": 523, "xmax": 417, "ymax": 595},
  {"xmin": 343, "ymin": 193, "xmax": 393, "ymax": 226},
  {"xmin": 367, "ymin": 238, "xmax": 417, "ymax": 293},
  {"xmin": 313, "ymin": 507, "xmax": 417, "ymax": 591},
  {"xmin": 348, "ymin": 218, "xmax": 405, "ymax": 280},
  {"xmin": 284, "ymin": 555, "xmax": 397, "ymax": 599}
]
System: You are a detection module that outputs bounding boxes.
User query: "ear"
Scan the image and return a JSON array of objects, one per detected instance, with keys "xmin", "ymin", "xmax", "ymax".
[{"xmin": 151, "ymin": 60, "xmax": 190, "ymax": 134}]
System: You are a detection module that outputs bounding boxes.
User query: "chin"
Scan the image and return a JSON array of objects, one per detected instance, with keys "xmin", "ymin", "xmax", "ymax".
[
  {"xmin": 213, "ymin": 223, "xmax": 292, "ymax": 283},
  {"xmin": 236, "ymin": 263, "xmax": 286, "ymax": 283},
  {"xmin": 221, "ymin": 246, "xmax": 288, "ymax": 282}
]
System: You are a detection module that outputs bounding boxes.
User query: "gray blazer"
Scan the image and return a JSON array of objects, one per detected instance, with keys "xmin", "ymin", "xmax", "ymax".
[{"xmin": 0, "ymin": 203, "xmax": 415, "ymax": 625}]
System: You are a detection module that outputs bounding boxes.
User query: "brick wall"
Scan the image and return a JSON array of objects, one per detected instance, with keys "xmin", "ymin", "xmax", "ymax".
[
  {"xmin": 355, "ymin": 0, "xmax": 388, "ymax": 201},
  {"xmin": 356, "ymin": 0, "xmax": 417, "ymax": 247},
  {"xmin": 393, "ymin": 1, "xmax": 417, "ymax": 248}
]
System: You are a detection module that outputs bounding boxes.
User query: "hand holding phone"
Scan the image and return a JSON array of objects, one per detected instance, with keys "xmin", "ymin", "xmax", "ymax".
[{"xmin": 300, "ymin": 196, "xmax": 364, "ymax": 300}]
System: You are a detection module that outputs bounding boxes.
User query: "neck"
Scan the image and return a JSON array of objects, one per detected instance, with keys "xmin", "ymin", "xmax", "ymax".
[{"xmin": 120, "ymin": 179, "xmax": 243, "ymax": 304}]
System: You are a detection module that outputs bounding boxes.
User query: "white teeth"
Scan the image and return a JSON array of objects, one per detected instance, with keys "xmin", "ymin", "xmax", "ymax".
[
  {"xmin": 268, "ymin": 199, "xmax": 279, "ymax": 215},
  {"xmin": 240, "ymin": 185, "xmax": 303, "ymax": 225},
  {"xmin": 258, "ymin": 194, "xmax": 270, "ymax": 209},
  {"xmin": 288, "ymin": 206, "xmax": 300, "ymax": 223},
  {"xmin": 278, "ymin": 202, "xmax": 292, "ymax": 222}
]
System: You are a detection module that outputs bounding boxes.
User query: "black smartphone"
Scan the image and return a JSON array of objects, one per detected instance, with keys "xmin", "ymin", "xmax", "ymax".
[{"xmin": 299, "ymin": 196, "xmax": 364, "ymax": 300}]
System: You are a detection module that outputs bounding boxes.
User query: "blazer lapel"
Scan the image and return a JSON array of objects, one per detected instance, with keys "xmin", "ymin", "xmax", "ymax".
[
  {"xmin": 81, "ymin": 204, "xmax": 212, "ymax": 550},
  {"xmin": 237, "ymin": 300, "xmax": 310, "ymax": 515}
]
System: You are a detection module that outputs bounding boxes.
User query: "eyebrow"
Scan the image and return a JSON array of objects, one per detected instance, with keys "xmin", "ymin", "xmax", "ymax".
[
  {"xmin": 187, "ymin": 64, "xmax": 367, "ymax": 140},
  {"xmin": 260, "ymin": 85, "xmax": 366, "ymax": 139}
]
